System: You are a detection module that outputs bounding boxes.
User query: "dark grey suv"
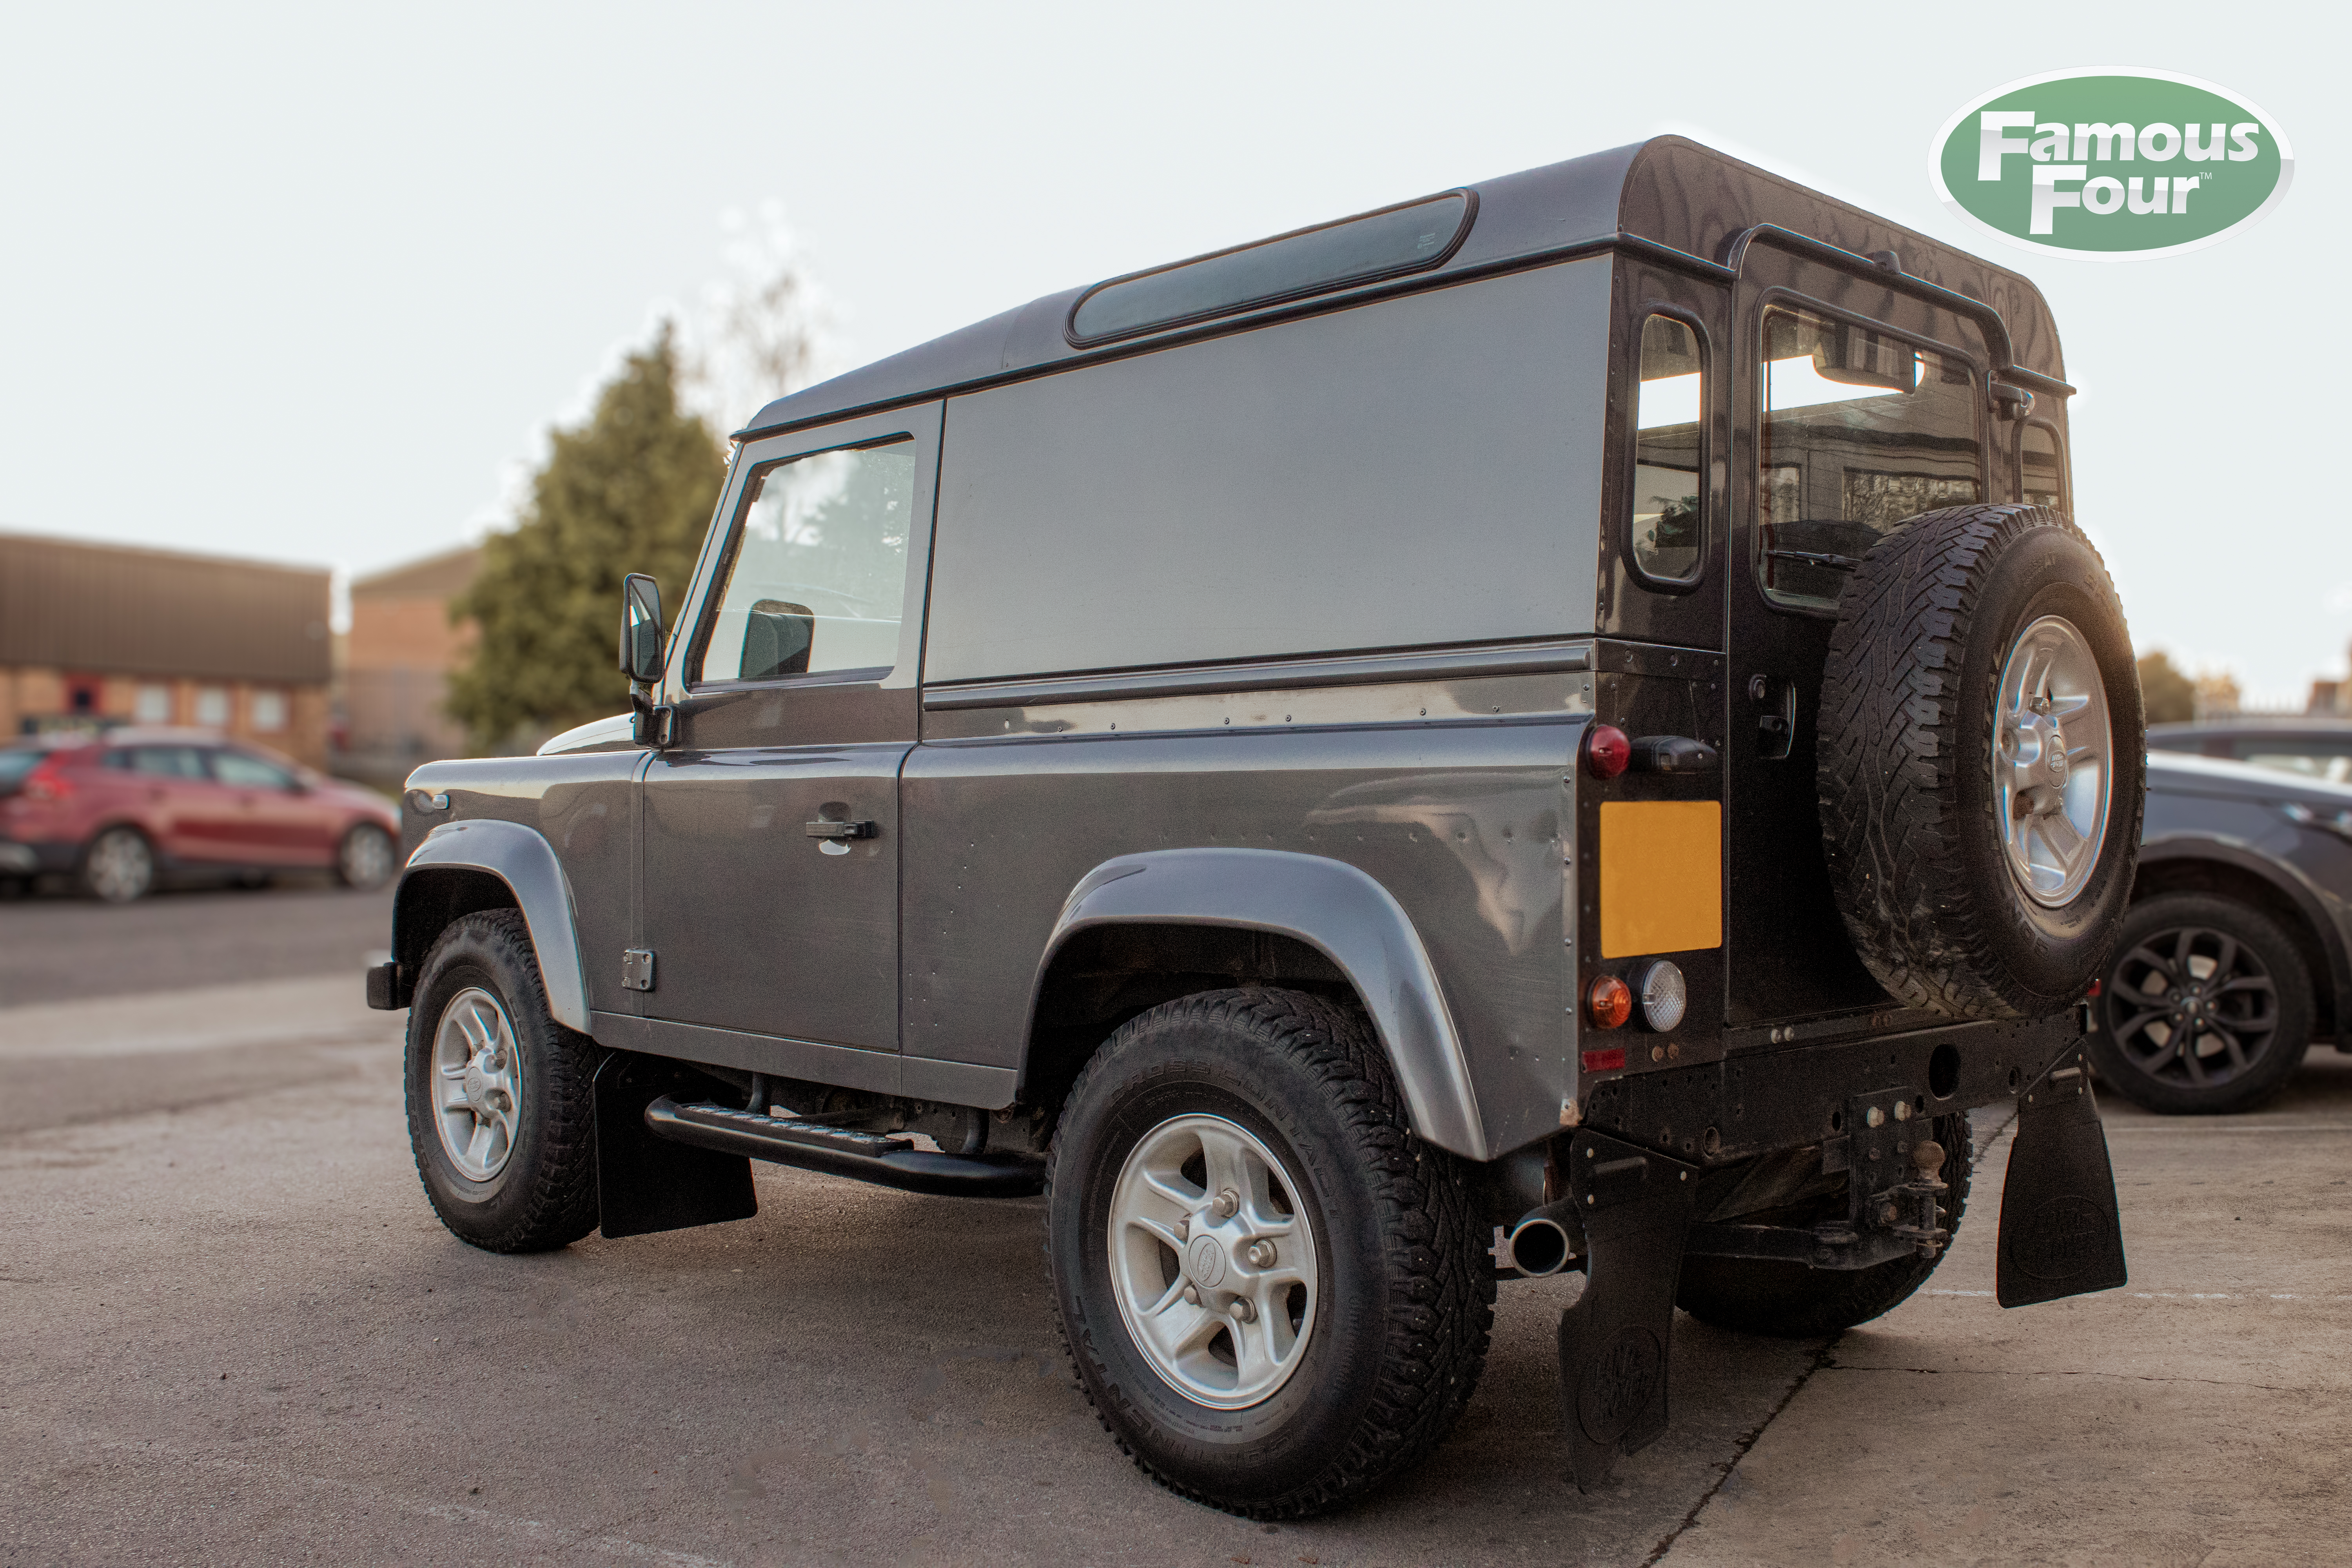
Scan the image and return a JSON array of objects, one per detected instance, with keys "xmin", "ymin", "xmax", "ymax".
[{"xmin": 369, "ymin": 136, "xmax": 2143, "ymax": 1514}]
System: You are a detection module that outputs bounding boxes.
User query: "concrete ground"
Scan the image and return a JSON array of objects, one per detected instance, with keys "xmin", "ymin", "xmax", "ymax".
[{"xmin": 2, "ymin": 898, "xmax": 2346, "ymax": 1565}]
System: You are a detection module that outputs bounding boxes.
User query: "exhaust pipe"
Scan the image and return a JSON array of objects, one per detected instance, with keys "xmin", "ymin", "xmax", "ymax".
[{"xmin": 1492, "ymin": 1198, "xmax": 1582, "ymax": 1276}]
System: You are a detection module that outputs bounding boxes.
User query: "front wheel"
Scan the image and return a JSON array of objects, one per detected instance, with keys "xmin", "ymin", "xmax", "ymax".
[
  {"xmin": 336, "ymin": 822, "xmax": 397, "ymax": 889},
  {"xmin": 1046, "ymin": 988, "xmax": 1493, "ymax": 1519},
  {"xmin": 405, "ymin": 910, "xmax": 601, "ymax": 1252}
]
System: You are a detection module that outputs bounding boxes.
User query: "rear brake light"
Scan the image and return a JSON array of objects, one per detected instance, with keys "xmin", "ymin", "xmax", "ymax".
[
  {"xmin": 1587, "ymin": 973, "xmax": 1632, "ymax": 1029},
  {"xmin": 1583, "ymin": 724, "xmax": 1630, "ymax": 780},
  {"xmin": 21, "ymin": 761, "xmax": 73, "ymax": 802}
]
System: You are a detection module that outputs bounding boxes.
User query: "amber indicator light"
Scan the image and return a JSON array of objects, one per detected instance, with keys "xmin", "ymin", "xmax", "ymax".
[
  {"xmin": 1580, "ymin": 1047, "xmax": 1626, "ymax": 1072},
  {"xmin": 1587, "ymin": 973, "xmax": 1632, "ymax": 1028},
  {"xmin": 1584, "ymin": 724, "xmax": 1631, "ymax": 780}
]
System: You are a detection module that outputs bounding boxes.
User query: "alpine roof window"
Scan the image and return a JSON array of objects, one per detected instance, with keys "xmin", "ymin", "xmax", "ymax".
[{"xmin": 1068, "ymin": 193, "xmax": 1472, "ymax": 345}]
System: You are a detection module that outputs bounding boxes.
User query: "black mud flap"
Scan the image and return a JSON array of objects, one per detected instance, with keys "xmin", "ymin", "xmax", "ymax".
[
  {"xmin": 594, "ymin": 1052, "xmax": 758, "ymax": 1240},
  {"xmin": 1996, "ymin": 1054, "xmax": 2127, "ymax": 1307},
  {"xmin": 1557, "ymin": 1129, "xmax": 1699, "ymax": 1492}
]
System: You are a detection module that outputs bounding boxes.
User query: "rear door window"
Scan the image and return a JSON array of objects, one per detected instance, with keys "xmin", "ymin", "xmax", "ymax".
[
  {"xmin": 2235, "ymin": 744, "xmax": 2352, "ymax": 784},
  {"xmin": 1757, "ymin": 306, "xmax": 1982, "ymax": 610},
  {"xmin": 210, "ymin": 750, "xmax": 294, "ymax": 789},
  {"xmin": 129, "ymin": 746, "xmax": 209, "ymax": 779}
]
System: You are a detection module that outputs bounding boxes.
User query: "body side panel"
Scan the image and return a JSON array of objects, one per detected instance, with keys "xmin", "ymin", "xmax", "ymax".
[
  {"xmin": 399, "ymin": 751, "xmax": 645, "ymax": 1023},
  {"xmin": 1036, "ymin": 847, "xmax": 1489, "ymax": 1158},
  {"xmin": 899, "ymin": 716, "xmax": 1585, "ymax": 1159}
]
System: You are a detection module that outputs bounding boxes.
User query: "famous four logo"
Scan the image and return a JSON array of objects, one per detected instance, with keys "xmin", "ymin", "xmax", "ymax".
[{"xmin": 1931, "ymin": 68, "xmax": 2292, "ymax": 260}]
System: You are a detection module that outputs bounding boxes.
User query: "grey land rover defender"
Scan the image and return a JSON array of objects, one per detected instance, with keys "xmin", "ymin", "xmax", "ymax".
[{"xmin": 370, "ymin": 136, "xmax": 2141, "ymax": 1515}]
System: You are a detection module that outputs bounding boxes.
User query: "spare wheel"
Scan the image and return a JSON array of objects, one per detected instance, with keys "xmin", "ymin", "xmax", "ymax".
[{"xmin": 1817, "ymin": 503, "xmax": 2144, "ymax": 1019}]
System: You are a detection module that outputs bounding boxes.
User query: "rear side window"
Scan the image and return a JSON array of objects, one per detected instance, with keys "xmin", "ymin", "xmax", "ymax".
[
  {"xmin": 0, "ymin": 749, "xmax": 44, "ymax": 794},
  {"xmin": 1632, "ymin": 315, "xmax": 1704, "ymax": 583},
  {"xmin": 928, "ymin": 258, "xmax": 1611, "ymax": 683},
  {"xmin": 696, "ymin": 440, "xmax": 916, "ymax": 684},
  {"xmin": 2021, "ymin": 422, "xmax": 2065, "ymax": 511},
  {"xmin": 1757, "ymin": 306, "xmax": 1982, "ymax": 611}
]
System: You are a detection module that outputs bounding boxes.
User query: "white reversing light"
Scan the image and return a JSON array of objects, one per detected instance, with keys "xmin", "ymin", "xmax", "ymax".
[{"xmin": 1639, "ymin": 960, "xmax": 1688, "ymax": 1033}]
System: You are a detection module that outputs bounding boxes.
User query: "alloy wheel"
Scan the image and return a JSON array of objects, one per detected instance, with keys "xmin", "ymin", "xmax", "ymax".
[
  {"xmin": 342, "ymin": 825, "xmax": 395, "ymax": 889},
  {"xmin": 432, "ymin": 986, "xmax": 524, "ymax": 1181},
  {"xmin": 1993, "ymin": 613, "xmax": 2114, "ymax": 908},
  {"xmin": 85, "ymin": 828, "xmax": 154, "ymax": 902},
  {"xmin": 2105, "ymin": 926, "xmax": 2281, "ymax": 1092},
  {"xmin": 1107, "ymin": 1113, "xmax": 1319, "ymax": 1409}
]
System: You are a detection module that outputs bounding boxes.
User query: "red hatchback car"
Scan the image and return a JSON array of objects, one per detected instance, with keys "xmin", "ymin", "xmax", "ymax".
[{"xmin": 0, "ymin": 728, "xmax": 400, "ymax": 902}]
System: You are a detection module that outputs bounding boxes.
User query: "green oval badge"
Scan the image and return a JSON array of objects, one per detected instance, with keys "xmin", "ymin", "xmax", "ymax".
[{"xmin": 1931, "ymin": 68, "xmax": 2292, "ymax": 261}]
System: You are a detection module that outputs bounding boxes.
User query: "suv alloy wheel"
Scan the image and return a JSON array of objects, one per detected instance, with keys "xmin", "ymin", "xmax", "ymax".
[
  {"xmin": 405, "ymin": 909, "xmax": 602, "ymax": 1252},
  {"xmin": 1045, "ymin": 987, "xmax": 1492, "ymax": 1518},
  {"xmin": 2090, "ymin": 892, "xmax": 2311, "ymax": 1114}
]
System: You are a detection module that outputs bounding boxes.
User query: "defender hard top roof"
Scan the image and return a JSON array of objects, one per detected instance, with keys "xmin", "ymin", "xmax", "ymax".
[{"xmin": 744, "ymin": 136, "xmax": 2068, "ymax": 441}]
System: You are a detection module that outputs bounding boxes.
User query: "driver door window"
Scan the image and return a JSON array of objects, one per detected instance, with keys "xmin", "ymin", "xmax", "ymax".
[{"xmin": 695, "ymin": 441, "xmax": 916, "ymax": 684}]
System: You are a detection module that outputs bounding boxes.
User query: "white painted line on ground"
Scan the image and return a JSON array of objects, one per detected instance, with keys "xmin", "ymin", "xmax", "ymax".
[
  {"xmin": 1927, "ymin": 1288, "xmax": 2352, "ymax": 1302},
  {"xmin": 0, "ymin": 974, "xmax": 397, "ymax": 1060},
  {"xmin": 2103, "ymin": 1123, "xmax": 2352, "ymax": 1133}
]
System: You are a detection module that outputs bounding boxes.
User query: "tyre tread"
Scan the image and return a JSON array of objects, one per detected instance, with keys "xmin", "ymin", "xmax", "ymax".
[
  {"xmin": 407, "ymin": 909, "xmax": 601, "ymax": 1253},
  {"xmin": 1818, "ymin": 503, "xmax": 2143, "ymax": 1018},
  {"xmin": 1046, "ymin": 987, "xmax": 1494, "ymax": 1519}
]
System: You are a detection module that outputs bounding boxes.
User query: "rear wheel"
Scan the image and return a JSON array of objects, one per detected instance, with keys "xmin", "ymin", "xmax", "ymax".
[
  {"xmin": 1676, "ymin": 1115, "xmax": 1972, "ymax": 1338},
  {"xmin": 1046, "ymin": 987, "xmax": 1492, "ymax": 1518},
  {"xmin": 80, "ymin": 825, "xmax": 155, "ymax": 903},
  {"xmin": 405, "ymin": 910, "xmax": 601, "ymax": 1252},
  {"xmin": 2089, "ymin": 892, "xmax": 2311, "ymax": 1114}
]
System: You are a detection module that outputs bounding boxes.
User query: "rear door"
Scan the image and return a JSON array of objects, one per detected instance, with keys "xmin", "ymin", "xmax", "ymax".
[
  {"xmin": 632, "ymin": 405, "xmax": 940, "ymax": 1062},
  {"xmin": 1723, "ymin": 245, "xmax": 2000, "ymax": 1027},
  {"xmin": 207, "ymin": 747, "xmax": 337, "ymax": 864},
  {"xmin": 124, "ymin": 744, "xmax": 243, "ymax": 862}
]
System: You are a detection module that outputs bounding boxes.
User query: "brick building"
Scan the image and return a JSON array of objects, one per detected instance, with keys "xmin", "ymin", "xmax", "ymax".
[
  {"xmin": 0, "ymin": 532, "xmax": 332, "ymax": 765},
  {"xmin": 338, "ymin": 544, "xmax": 480, "ymax": 782}
]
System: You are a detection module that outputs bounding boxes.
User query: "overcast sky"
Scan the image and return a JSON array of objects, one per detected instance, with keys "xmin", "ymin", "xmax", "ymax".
[{"xmin": 1, "ymin": 2, "xmax": 2339, "ymax": 702}]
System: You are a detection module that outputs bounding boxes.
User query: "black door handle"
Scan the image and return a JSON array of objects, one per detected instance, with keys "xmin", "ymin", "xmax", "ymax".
[{"xmin": 804, "ymin": 820, "xmax": 876, "ymax": 841}]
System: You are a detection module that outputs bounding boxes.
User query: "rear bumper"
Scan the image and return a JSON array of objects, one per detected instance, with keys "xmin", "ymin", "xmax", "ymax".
[
  {"xmin": 1578, "ymin": 1007, "xmax": 2085, "ymax": 1163},
  {"xmin": 0, "ymin": 838, "xmax": 78, "ymax": 876}
]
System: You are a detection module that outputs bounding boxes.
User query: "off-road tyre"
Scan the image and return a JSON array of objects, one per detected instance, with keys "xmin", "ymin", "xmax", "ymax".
[
  {"xmin": 1045, "ymin": 987, "xmax": 1494, "ymax": 1518},
  {"xmin": 1676, "ymin": 1113, "xmax": 1972, "ymax": 1338},
  {"xmin": 1819, "ymin": 504, "xmax": 2143, "ymax": 1018},
  {"xmin": 2089, "ymin": 892, "xmax": 2313, "ymax": 1115},
  {"xmin": 405, "ymin": 909, "xmax": 601, "ymax": 1252}
]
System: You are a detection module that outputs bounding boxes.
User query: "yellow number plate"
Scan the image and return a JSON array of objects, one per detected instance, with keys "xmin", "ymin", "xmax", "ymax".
[{"xmin": 1599, "ymin": 800, "xmax": 1722, "ymax": 958}]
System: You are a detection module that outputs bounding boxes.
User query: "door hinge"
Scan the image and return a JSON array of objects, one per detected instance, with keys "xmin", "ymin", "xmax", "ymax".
[{"xmin": 621, "ymin": 948, "xmax": 656, "ymax": 991}]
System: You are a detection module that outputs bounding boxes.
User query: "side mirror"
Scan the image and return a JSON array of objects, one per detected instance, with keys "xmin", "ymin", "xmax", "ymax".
[{"xmin": 619, "ymin": 574, "xmax": 665, "ymax": 684}]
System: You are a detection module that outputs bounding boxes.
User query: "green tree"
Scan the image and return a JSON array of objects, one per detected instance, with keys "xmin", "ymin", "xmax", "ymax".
[
  {"xmin": 2138, "ymin": 650, "xmax": 2197, "ymax": 725},
  {"xmin": 447, "ymin": 325, "xmax": 726, "ymax": 750}
]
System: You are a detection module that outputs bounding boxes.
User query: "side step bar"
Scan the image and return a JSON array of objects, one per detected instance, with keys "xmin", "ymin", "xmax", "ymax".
[{"xmin": 643, "ymin": 1096, "xmax": 1045, "ymax": 1198}]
